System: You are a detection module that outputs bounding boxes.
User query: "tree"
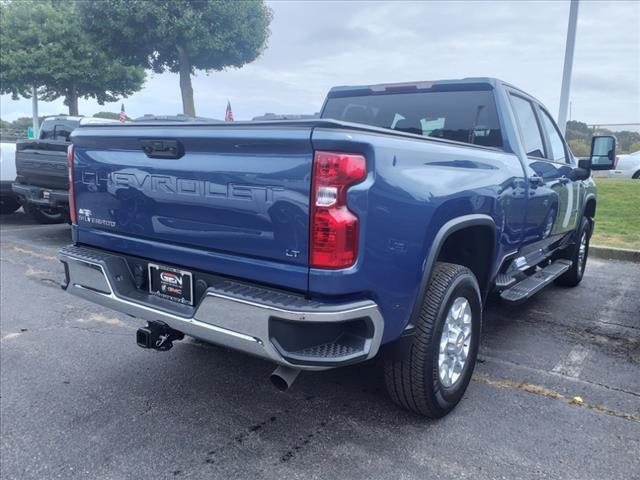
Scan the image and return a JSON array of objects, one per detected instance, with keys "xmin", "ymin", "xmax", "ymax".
[
  {"xmin": 614, "ymin": 130, "xmax": 640, "ymax": 154},
  {"xmin": 78, "ymin": 0, "xmax": 272, "ymax": 117},
  {"xmin": 8, "ymin": 116, "xmax": 49, "ymax": 131},
  {"xmin": 567, "ymin": 139, "xmax": 590, "ymax": 157},
  {"xmin": 565, "ymin": 120, "xmax": 591, "ymax": 142},
  {"xmin": 0, "ymin": 0, "xmax": 145, "ymax": 115}
]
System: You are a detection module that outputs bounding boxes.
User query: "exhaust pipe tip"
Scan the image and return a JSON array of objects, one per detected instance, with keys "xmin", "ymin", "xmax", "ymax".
[{"xmin": 270, "ymin": 366, "xmax": 301, "ymax": 391}]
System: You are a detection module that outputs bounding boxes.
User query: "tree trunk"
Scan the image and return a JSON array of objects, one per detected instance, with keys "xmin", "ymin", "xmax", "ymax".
[
  {"xmin": 67, "ymin": 90, "xmax": 79, "ymax": 116},
  {"xmin": 177, "ymin": 45, "xmax": 196, "ymax": 117}
]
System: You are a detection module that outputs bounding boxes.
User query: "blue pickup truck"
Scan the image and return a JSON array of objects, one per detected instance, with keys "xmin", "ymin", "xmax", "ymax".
[{"xmin": 59, "ymin": 78, "xmax": 616, "ymax": 417}]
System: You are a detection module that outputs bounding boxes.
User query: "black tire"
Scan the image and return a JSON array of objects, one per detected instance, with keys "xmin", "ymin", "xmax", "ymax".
[
  {"xmin": 632, "ymin": 171, "xmax": 640, "ymax": 180},
  {"xmin": 384, "ymin": 262, "xmax": 482, "ymax": 418},
  {"xmin": 24, "ymin": 203, "xmax": 67, "ymax": 224},
  {"xmin": 555, "ymin": 216, "xmax": 591, "ymax": 287},
  {"xmin": 0, "ymin": 197, "xmax": 20, "ymax": 215}
]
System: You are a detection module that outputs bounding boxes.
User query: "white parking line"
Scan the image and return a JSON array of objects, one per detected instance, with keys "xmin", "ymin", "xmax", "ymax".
[
  {"xmin": 479, "ymin": 353, "xmax": 640, "ymax": 397},
  {"xmin": 552, "ymin": 345, "xmax": 590, "ymax": 378},
  {"xmin": 1, "ymin": 332, "xmax": 22, "ymax": 341},
  {"xmin": 0, "ymin": 224, "xmax": 65, "ymax": 233}
]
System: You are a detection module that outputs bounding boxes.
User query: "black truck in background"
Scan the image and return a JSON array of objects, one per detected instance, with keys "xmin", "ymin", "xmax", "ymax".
[
  {"xmin": 12, "ymin": 114, "xmax": 210, "ymax": 223},
  {"xmin": 12, "ymin": 116, "xmax": 81, "ymax": 223}
]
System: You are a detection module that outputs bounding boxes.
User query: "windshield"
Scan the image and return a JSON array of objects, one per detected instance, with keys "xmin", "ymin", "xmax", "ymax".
[{"xmin": 322, "ymin": 89, "xmax": 503, "ymax": 148}]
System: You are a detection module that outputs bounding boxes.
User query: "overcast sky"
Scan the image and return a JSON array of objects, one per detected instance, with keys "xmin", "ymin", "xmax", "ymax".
[{"xmin": 1, "ymin": 0, "xmax": 638, "ymax": 124}]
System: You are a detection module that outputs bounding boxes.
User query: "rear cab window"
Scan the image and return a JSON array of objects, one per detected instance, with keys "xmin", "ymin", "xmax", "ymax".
[
  {"xmin": 321, "ymin": 87, "xmax": 503, "ymax": 148},
  {"xmin": 38, "ymin": 119, "xmax": 79, "ymax": 141},
  {"xmin": 53, "ymin": 124, "xmax": 73, "ymax": 141}
]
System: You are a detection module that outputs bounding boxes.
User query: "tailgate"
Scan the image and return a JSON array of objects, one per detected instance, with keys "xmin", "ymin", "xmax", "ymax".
[
  {"xmin": 72, "ymin": 124, "xmax": 313, "ymax": 288},
  {"xmin": 16, "ymin": 140, "xmax": 69, "ymax": 189}
]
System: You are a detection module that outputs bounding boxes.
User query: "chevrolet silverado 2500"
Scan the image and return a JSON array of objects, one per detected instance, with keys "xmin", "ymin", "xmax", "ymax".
[{"xmin": 59, "ymin": 78, "xmax": 616, "ymax": 417}]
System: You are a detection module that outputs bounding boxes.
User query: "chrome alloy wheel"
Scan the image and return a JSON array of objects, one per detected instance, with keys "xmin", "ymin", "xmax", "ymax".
[
  {"xmin": 438, "ymin": 297, "xmax": 472, "ymax": 388},
  {"xmin": 577, "ymin": 231, "xmax": 587, "ymax": 272}
]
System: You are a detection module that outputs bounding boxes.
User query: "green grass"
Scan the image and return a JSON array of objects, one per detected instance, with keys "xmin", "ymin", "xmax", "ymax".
[{"xmin": 592, "ymin": 178, "xmax": 640, "ymax": 250}]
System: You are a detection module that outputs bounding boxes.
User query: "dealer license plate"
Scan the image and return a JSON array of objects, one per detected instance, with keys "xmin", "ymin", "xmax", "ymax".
[{"xmin": 148, "ymin": 263, "xmax": 193, "ymax": 305}]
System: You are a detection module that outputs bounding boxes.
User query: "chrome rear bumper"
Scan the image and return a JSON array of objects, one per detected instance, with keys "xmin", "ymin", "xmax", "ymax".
[{"xmin": 59, "ymin": 245, "xmax": 384, "ymax": 370}]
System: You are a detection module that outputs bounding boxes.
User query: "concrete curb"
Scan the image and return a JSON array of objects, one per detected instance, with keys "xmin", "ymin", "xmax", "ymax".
[{"xmin": 590, "ymin": 245, "xmax": 640, "ymax": 263}]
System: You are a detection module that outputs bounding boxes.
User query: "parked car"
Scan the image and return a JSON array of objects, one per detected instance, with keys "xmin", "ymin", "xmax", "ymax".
[
  {"xmin": 0, "ymin": 141, "xmax": 20, "ymax": 214},
  {"xmin": 12, "ymin": 116, "xmax": 118, "ymax": 223},
  {"xmin": 12, "ymin": 116, "xmax": 81, "ymax": 223},
  {"xmin": 608, "ymin": 150, "xmax": 640, "ymax": 179},
  {"xmin": 59, "ymin": 78, "xmax": 615, "ymax": 418}
]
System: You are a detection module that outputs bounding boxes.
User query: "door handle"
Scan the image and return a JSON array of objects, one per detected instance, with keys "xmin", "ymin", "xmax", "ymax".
[{"xmin": 141, "ymin": 139, "xmax": 184, "ymax": 159}]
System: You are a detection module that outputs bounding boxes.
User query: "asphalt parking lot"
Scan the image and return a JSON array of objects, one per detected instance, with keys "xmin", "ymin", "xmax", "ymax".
[{"xmin": 1, "ymin": 210, "xmax": 639, "ymax": 480}]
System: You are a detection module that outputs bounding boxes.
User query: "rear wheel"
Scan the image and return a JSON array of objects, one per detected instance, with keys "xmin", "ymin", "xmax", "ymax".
[
  {"xmin": 555, "ymin": 216, "xmax": 591, "ymax": 287},
  {"xmin": 0, "ymin": 197, "xmax": 20, "ymax": 215},
  {"xmin": 632, "ymin": 171, "xmax": 640, "ymax": 179},
  {"xmin": 384, "ymin": 262, "xmax": 481, "ymax": 418},
  {"xmin": 25, "ymin": 203, "xmax": 67, "ymax": 224}
]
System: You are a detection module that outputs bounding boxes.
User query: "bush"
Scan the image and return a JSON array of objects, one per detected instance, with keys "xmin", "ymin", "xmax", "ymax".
[{"xmin": 568, "ymin": 139, "xmax": 590, "ymax": 157}]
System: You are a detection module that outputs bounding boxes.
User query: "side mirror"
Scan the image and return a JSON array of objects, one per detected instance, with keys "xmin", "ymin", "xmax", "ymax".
[
  {"xmin": 589, "ymin": 135, "xmax": 616, "ymax": 170},
  {"xmin": 574, "ymin": 159, "xmax": 591, "ymax": 181}
]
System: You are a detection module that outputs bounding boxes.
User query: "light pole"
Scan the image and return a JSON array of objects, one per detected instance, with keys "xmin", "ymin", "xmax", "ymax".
[
  {"xmin": 558, "ymin": 0, "xmax": 579, "ymax": 135},
  {"xmin": 31, "ymin": 85, "xmax": 39, "ymax": 138}
]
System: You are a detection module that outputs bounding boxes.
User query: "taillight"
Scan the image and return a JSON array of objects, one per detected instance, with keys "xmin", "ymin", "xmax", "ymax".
[
  {"xmin": 67, "ymin": 144, "xmax": 77, "ymax": 224},
  {"xmin": 310, "ymin": 151, "xmax": 366, "ymax": 269}
]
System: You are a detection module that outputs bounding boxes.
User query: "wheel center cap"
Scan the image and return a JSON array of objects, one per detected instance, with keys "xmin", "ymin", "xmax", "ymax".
[{"xmin": 455, "ymin": 334, "xmax": 465, "ymax": 350}]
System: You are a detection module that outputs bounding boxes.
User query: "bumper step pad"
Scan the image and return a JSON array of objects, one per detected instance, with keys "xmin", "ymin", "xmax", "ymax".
[{"xmin": 286, "ymin": 333, "xmax": 367, "ymax": 362}]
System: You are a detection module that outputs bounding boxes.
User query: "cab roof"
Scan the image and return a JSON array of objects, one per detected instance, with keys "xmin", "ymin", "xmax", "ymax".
[{"xmin": 327, "ymin": 77, "xmax": 510, "ymax": 98}]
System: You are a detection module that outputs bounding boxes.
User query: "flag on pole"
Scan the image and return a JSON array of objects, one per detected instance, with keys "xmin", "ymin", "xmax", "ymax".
[
  {"xmin": 225, "ymin": 100, "xmax": 234, "ymax": 122},
  {"xmin": 119, "ymin": 103, "xmax": 126, "ymax": 122}
]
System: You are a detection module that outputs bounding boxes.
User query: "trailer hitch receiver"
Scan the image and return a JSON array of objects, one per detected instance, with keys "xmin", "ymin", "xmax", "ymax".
[{"xmin": 136, "ymin": 322, "xmax": 184, "ymax": 351}]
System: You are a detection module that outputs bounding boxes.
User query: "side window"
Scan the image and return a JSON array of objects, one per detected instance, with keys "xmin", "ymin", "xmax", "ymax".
[
  {"xmin": 539, "ymin": 109, "xmax": 567, "ymax": 163},
  {"xmin": 510, "ymin": 94, "xmax": 545, "ymax": 158}
]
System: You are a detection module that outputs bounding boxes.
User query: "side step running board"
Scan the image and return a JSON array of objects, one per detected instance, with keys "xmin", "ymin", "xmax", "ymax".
[{"xmin": 500, "ymin": 259, "xmax": 572, "ymax": 304}]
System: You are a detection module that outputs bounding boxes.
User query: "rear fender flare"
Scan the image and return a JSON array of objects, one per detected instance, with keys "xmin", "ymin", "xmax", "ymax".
[{"xmin": 409, "ymin": 214, "xmax": 496, "ymax": 328}]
